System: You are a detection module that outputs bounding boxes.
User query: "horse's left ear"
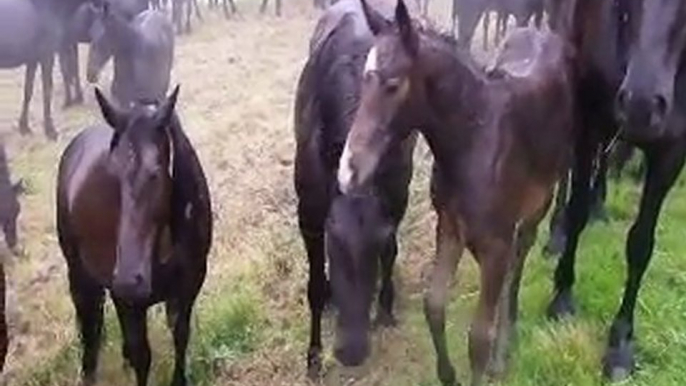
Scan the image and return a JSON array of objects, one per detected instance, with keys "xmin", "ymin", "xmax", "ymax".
[
  {"xmin": 157, "ymin": 85, "xmax": 181, "ymax": 128},
  {"xmin": 396, "ymin": 0, "xmax": 418, "ymax": 56},
  {"xmin": 95, "ymin": 87, "xmax": 126, "ymax": 132}
]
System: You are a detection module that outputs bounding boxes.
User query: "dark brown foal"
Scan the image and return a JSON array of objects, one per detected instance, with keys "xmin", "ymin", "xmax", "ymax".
[{"xmin": 338, "ymin": 1, "xmax": 576, "ymax": 384}]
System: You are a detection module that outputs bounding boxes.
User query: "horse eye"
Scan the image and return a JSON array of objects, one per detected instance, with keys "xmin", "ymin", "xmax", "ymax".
[{"xmin": 385, "ymin": 78, "xmax": 402, "ymax": 94}]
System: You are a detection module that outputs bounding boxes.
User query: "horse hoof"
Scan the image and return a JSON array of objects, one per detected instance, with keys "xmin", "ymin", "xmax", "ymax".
[
  {"xmin": 45, "ymin": 125, "xmax": 58, "ymax": 141},
  {"xmin": 18, "ymin": 123, "xmax": 31, "ymax": 136},
  {"xmin": 602, "ymin": 341, "xmax": 635, "ymax": 382},
  {"xmin": 306, "ymin": 347, "xmax": 322, "ymax": 380},
  {"xmin": 542, "ymin": 235, "xmax": 565, "ymax": 258},
  {"xmin": 546, "ymin": 290, "xmax": 576, "ymax": 320},
  {"xmin": 374, "ymin": 310, "xmax": 397, "ymax": 329},
  {"xmin": 437, "ymin": 362, "xmax": 459, "ymax": 386}
]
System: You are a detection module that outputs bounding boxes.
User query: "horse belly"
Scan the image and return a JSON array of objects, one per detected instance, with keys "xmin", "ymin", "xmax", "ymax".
[{"xmin": 0, "ymin": 2, "xmax": 41, "ymax": 67}]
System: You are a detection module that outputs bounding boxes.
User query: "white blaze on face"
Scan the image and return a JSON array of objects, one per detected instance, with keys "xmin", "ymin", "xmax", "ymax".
[
  {"xmin": 338, "ymin": 140, "xmax": 354, "ymax": 194},
  {"xmin": 364, "ymin": 46, "xmax": 379, "ymax": 75}
]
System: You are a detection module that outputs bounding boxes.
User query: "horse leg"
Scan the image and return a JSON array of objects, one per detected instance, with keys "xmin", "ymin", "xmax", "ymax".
[
  {"xmin": 548, "ymin": 126, "xmax": 596, "ymax": 319},
  {"xmin": 193, "ymin": 0, "xmax": 202, "ymax": 21},
  {"xmin": 489, "ymin": 198, "xmax": 551, "ymax": 378},
  {"xmin": 260, "ymin": 0, "xmax": 268, "ymax": 14},
  {"xmin": 299, "ymin": 214, "xmax": 328, "ymax": 379},
  {"xmin": 73, "ymin": 45, "xmax": 84, "ymax": 105},
  {"xmin": 376, "ymin": 231, "xmax": 398, "ymax": 327},
  {"xmin": 451, "ymin": 0, "xmax": 458, "ymax": 36},
  {"xmin": 544, "ymin": 170, "xmax": 570, "ymax": 257},
  {"xmin": 185, "ymin": 0, "xmax": 192, "ymax": 33},
  {"xmin": 18, "ymin": 61, "xmax": 37, "ymax": 135},
  {"xmin": 113, "ymin": 300, "xmax": 150, "ymax": 386},
  {"xmin": 68, "ymin": 263, "xmax": 105, "ymax": 386},
  {"xmin": 58, "ymin": 49, "xmax": 74, "ymax": 108},
  {"xmin": 40, "ymin": 54, "xmax": 57, "ymax": 140},
  {"xmin": 603, "ymin": 143, "xmax": 686, "ymax": 381},
  {"xmin": 167, "ymin": 299, "xmax": 194, "ymax": 386},
  {"xmin": 424, "ymin": 210, "xmax": 464, "ymax": 386},
  {"xmin": 469, "ymin": 235, "xmax": 511, "ymax": 386},
  {"xmin": 483, "ymin": 12, "xmax": 490, "ymax": 51},
  {"xmin": 590, "ymin": 149, "xmax": 609, "ymax": 222},
  {"xmin": 275, "ymin": 0, "xmax": 282, "ymax": 16}
]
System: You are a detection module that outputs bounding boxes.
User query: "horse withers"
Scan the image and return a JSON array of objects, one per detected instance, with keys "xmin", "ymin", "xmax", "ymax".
[
  {"xmin": 87, "ymin": 1, "xmax": 174, "ymax": 108},
  {"xmin": 294, "ymin": 0, "xmax": 415, "ymax": 377},
  {"xmin": 340, "ymin": 1, "xmax": 575, "ymax": 384},
  {"xmin": 56, "ymin": 87, "xmax": 212, "ymax": 386}
]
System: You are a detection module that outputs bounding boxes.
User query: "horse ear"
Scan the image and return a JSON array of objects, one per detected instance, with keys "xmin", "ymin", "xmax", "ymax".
[
  {"xmin": 156, "ymin": 85, "xmax": 181, "ymax": 128},
  {"xmin": 396, "ymin": 0, "xmax": 418, "ymax": 56},
  {"xmin": 361, "ymin": 0, "xmax": 389, "ymax": 35},
  {"xmin": 12, "ymin": 179, "xmax": 25, "ymax": 196},
  {"xmin": 94, "ymin": 88, "xmax": 126, "ymax": 132}
]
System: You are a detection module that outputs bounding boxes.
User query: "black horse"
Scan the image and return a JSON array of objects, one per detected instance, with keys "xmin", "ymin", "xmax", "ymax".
[
  {"xmin": 294, "ymin": 0, "xmax": 416, "ymax": 377},
  {"xmin": 57, "ymin": 87, "xmax": 212, "ymax": 386}
]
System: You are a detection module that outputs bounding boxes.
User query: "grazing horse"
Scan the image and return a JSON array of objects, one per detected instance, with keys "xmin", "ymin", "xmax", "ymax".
[
  {"xmin": 294, "ymin": 0, "xmax": 416, "ymax": 377},
  {"xmin": 0, "ymin": 0, "xmax": 78, "ymax": 140},
  {"xmin": 0, "ymin": 143, "xmax": 24, "ymax": 372},
  {"xmin": 340, "ymin": 1, "xmax": 576, "ymax": 385},
  {"xmin": 56, "ymin": 86, "xmax": 212, "ymax": 386},
  {"xmin": 87, "ymin": 3, "xmax": 174, "ymax": 107}
]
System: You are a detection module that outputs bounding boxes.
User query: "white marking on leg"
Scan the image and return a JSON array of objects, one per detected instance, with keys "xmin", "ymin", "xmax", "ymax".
[
  {"xmin": 364, "ymin": 46, "xmax": 379, "ymax": 75},
  {"xmin": 338, "ymin": 140, "xmax": 354, "ymax": 194}
]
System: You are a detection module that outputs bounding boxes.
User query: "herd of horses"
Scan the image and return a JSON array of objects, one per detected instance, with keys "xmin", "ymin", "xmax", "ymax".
[{"xmin": 0, "ymin": 0, "xmax": 685, "ymax": 385}]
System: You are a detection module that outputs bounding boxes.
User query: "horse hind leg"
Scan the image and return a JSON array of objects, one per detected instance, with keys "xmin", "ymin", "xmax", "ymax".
[
  {"xmin": 113, "ymin": 299, "xmax": 151, "ymax": 386},
  {"xmin": 489, "ymin": 197, "xmax": 551, "ymax": 379},
  {"xmin": 18, "ymin": 61, "xmax": 38, "ymax": 135},
  {"xmin": 603, "ymin": 144, "xmax": 686, "ymax": 381},
  {"xmin": 424, "ymin": 210, "xmax": 464, "ymax": 386},
  {"xmin": 68, "ymin": 262, "xmax": 105, "ymax": 386}
]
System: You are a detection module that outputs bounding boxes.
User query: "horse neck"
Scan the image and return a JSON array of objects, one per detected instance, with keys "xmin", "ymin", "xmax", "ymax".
[{"xmin": 414, "ymin": 36, "xmax": 488, "ymax": 167}]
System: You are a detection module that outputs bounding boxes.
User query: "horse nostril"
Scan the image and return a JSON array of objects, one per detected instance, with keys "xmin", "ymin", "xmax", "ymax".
[{"xmin": 653, "ymin": 95, "xmax": 668, "ymax": 118}]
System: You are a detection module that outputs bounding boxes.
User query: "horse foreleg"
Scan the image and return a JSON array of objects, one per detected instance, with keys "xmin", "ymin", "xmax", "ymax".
[
  {"xmin": 300, "ymin": 214, "xmax": 328, "ymax": 379},
  {"xmin": 603, "ymin": 143, "xmax": 686, "ymax": 381},
  {"xmin": 40, "ymin": 54, "xmax": 57, "ymax": 140},
  {"xmin": 68, "ymin": 265, "xmax": 105, "ymax": 386},
  {"xmin": 193, "ymin": 0, "xmax": 202, "ymax": 21},
  {"xmin": 469, "ymin": 235, "xmax": 511, "ymax": 386},
  {"xmin": 259, "ymin": 0, "xmax": 268, "ymax": 14},
  {"xmin": 425, "ymin": 210, "xmax": 464, "ymax": 386},
  {"xmin": 58, "ymin": 48, "xmax": 74, "ymax": 108},
  {"xmin": 168, "ymin": 300, "xmax": 194, "ymax": 386},
  {"xmin": 18, "ymin": 62, "xmax": 38, "ymax": 135},
  {"xmin": 113, "ymin": 300, "xmax": 150, "ymax": 386},
  {"xmin": 376, "ymin": 231, "xmax": 399, "ymax": 327}
]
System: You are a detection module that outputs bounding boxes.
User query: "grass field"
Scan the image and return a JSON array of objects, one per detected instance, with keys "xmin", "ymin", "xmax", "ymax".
[{"xmin": 0, "ymin": 1, "xmax": 685, "ymax": 385}]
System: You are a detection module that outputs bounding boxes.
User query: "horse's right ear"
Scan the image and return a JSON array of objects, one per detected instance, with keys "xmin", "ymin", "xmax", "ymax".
[
  {"xmin": 361, "ymin": 0, "xmax": 390, "ymax": 35},
  {"xmin": 94, "ymin": 88, "xmax": 126, "ymax": 132}
]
